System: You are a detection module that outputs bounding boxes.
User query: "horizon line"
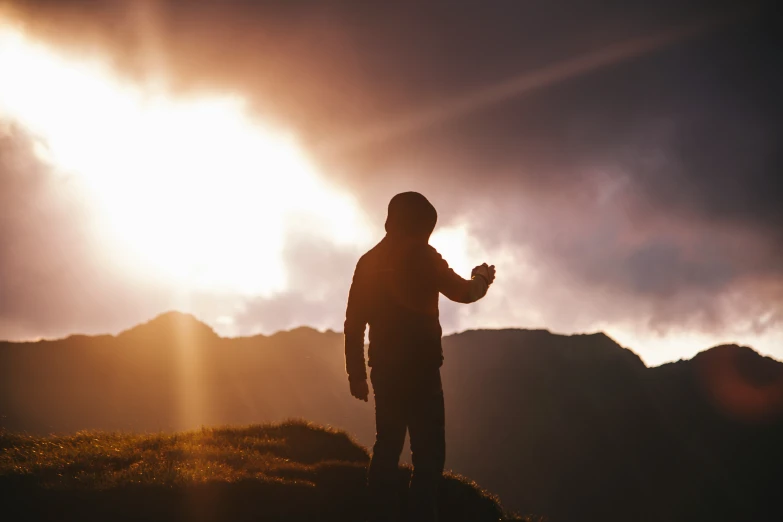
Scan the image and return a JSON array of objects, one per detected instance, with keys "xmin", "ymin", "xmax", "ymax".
[{"xmin": 2, "ymin": 309, "xmax": 776, "ymax": 368}]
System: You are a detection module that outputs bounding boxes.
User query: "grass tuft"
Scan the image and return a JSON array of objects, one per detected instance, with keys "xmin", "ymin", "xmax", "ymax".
[{"xmin": 1, "ymin": 420, "xmax": 519, "ymax": 521}]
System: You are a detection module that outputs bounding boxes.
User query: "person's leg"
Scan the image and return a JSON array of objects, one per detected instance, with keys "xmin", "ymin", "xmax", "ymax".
[
  {"xmin": 408, "ymin": 368, "xmax": 446, "ymax": 522},
  {"xmin": 368, "ymin": 370, "xmax": 408, "ymax": 522}
]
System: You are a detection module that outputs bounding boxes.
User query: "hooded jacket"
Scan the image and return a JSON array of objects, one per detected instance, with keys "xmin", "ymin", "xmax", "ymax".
[{"xmin": 344, "ymin": 192, "xmax": 488, "ymax": 380}]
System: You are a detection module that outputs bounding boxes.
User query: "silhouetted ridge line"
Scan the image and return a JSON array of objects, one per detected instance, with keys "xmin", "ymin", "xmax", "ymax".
[
  {"xmin": 3, "ymin": 315, "xmax": 779, "ymax": 368},
  {"xmin": 118, "ymin": 311, "xmax": 218, "ymax": 340},
  {"xmin": 446, "ymin": 327, "xmax": 647, "ymax": 368}
]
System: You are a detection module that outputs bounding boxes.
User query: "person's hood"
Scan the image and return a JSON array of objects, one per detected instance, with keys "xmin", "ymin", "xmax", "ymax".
[{"xmin": 384, "ymin": 192, "xmax": 437, "ymax": 242}]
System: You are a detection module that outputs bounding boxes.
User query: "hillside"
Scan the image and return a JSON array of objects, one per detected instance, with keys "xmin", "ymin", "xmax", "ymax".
[
  {"xmin": 1, "ymin": 312, "xmax": 782, "ymax": 521},
  {"xmin": 0, "ymin": 420, "xmax": 517, "ymax": 521}
]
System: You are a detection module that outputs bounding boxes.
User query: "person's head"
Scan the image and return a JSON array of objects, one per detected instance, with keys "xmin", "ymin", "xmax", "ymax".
[{"xmin": 385, "ymin": 192, "xmax": 437, "ymax": 242}]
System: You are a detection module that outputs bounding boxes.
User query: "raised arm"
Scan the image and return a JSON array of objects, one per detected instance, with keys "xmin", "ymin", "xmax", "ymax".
[{"xmin": 434, "ymin": 250, "xmax": 495, "ymax": 303}]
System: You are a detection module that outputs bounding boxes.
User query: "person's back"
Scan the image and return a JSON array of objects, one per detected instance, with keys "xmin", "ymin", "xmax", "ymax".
[{"xmin": 344, "ymin": 192, "xmax": 495, "ymax": 522}]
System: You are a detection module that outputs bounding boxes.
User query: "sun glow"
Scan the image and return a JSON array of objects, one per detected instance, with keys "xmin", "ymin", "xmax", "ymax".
[
  {"xmin": 430, "ymin": 225, "xmax": 474, "ymax": 277},
  {"xmin": 0, "ymin": 23, "xmax": 368, "ymax": 295}
]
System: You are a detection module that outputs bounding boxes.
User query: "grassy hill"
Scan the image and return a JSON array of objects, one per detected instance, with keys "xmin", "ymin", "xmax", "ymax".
[{"xmin": 0, "ymin": 420, "xmax": 525, "ymax": 521}]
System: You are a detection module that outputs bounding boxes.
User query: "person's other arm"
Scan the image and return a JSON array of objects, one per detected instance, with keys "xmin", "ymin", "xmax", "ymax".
[
  {"xmin": 434, "ymin": 250, "xmax": 495, "ymax": 303},
  {"xmin": 344, "ymin": 259, "xmax": 370, "ymax": 401}
]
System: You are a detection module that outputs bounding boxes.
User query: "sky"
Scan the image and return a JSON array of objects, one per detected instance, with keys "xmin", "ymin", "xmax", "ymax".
[{"xmin": 0, "ymin": 0, "xmax": 780, "ymax": 366}]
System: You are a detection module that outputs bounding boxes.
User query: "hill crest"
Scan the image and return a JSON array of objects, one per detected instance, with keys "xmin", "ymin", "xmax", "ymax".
[
  {"xmin": 2, "ymin": 311, "xmax": 777, "ymax": 368},
  {"xmin": 0, "ymin": 420, "xmax": 515, "ymax": 522}
]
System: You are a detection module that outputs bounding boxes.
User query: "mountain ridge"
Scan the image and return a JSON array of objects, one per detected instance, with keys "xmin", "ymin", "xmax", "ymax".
[{"xmin": 3, "ymin": 310, "xmax": 773, "ymax": 368}]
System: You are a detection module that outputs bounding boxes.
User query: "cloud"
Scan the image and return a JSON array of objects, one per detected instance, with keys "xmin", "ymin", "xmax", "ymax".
[
  {"xmin": 230, "ymin": 228, "xmax": 365, "ymax": 335},
  {"xmin": 0, "ymin": 127, "xmax": 173, "ymax": 338},
  {"xmin": 0, "ymin": 0, "xmax": 781, "ymax": 364}
]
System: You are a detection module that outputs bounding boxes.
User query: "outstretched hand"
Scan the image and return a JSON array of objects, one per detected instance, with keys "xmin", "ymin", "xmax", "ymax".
[
  {"xmin": 349, "ymin": 378, "xmax": 369, "ymax": 402},
  {"xmin": 472, "ymin": 263, "xmax": 496, "ymax": 285}
]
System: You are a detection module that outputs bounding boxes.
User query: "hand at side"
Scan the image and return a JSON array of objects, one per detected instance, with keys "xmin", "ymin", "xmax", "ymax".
[{"xmin": 349, "ymin": 378, "xmax": 369, "ymax": 402}]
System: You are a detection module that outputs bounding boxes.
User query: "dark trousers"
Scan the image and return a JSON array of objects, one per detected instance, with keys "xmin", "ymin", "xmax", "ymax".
[{"xmin": 368, "ymin": 367, "xmax": 445, "ymax": 522}]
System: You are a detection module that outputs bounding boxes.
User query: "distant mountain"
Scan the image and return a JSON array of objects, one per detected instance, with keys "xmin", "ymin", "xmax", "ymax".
[
  {"xmin": 442, "ymin": 330, "xmax": 783, "ymax": 521},
  {"xmin": 1, "ymin": 313, "xmax": 781, "ymax": 521}
]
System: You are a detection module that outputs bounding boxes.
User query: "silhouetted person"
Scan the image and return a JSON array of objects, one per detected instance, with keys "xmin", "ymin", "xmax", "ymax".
[{"xmin": 344, "ymin": 192, "xmax": 496, "ymax": 522}]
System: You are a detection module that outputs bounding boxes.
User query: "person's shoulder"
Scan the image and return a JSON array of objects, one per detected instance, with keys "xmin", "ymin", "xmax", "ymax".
[
  {"xmin": 424, "ymin": 244, "xmax": 446, "ymax": 263},
  {"xmin": 425, "ymin": 244, "xmax": 441, "ymax": 256},
  {"xmin": 356, "ymin": 240, "xmax": 386, "ymax": 267},
  {"xmin": 413, "ymin": 244, "xmax": 447, "ymax": 273}
]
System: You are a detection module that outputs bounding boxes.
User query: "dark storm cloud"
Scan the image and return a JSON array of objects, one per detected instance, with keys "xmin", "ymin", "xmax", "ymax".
[
  {"xmin": 0, "ymin": 0, "xmax": 781, "ymax": 349},
  {"xmin": 6, "ymin": 1, "xmax": 777, "ymax": 216}
]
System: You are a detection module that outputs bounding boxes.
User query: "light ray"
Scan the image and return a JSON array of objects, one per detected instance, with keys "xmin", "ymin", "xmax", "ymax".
[
  {"xmin": 321, "ymin": 13, "xmax": 739, "ymax": 155},
  {"xmin": 0, "ymin": 22, "xmax": 369, "ymax": 296}
]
